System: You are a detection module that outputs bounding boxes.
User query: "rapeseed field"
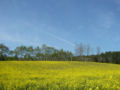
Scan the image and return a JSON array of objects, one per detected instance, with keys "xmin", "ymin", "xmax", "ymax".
[{"xmin": 0, "ymin": 61, "xmax": 120, "ymax": 90}]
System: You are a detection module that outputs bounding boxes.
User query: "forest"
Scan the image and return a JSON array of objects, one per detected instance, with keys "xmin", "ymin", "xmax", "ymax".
[{"xmin": 0, "ymin": 43, "xmax": 120, "ymax": 64}]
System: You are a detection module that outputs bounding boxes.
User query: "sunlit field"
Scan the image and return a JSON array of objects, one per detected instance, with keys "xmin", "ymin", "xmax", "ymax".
[{"xmin": 0, "ymin": 61, "xmax": 120, "ymax": 90}]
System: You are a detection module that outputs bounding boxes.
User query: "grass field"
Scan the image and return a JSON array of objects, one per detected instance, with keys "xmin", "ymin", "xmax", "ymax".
[{"xmin": 0, "ymin": 61, "xmax": 120, "ymax": 90}]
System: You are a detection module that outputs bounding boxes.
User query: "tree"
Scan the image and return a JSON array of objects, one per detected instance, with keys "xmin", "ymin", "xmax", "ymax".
[
  {"xmin": 49, "ymin": 47, "xmax": 55, "ymax": 60},
  {"xmin": 23, "ymin": 46, "xmax": 27, "ymax": 60},
  {"xmin": 83, "ymin": 45, "xmax": 87, "ymax": 56},
  {"xmin": 96, "ymin": 46, "xmax": 101, "ymax": 55},
  {"xmin": 14, "ymin": 46, "xmax": 21, "ymax": 60},
  {"xmin": 104, "ymin": 52, "xmax": 111, "ymax": 63},
  {"xmin": 9, "ymin": 50, "xmax": 14, "ymax": 60},
  {"xmin": 79, "ymin": 43, "xmax": 84, "ymax": 56},
  {"xmin": 42, "ymin": 44, "xmax": 47, "ymax": 61},
  {"xmin": 0, "ymin": 43, "xmax": 9, "ymax": 60},
  {"xmin": 34, "ymin": 46, "xmax": 41, "ymax": 60},
  {"xmin": 0, "ymin": 43, "xmax": 4, "ymax": 60},
  {"xmin": 0, "ymin": 43, "xmax": 76, "ymax": 61},
  {"xmin": 36, "ymin": 52, "xmax": 41, "ymax": 60},
  {"xmin": 75, "ymin": 43, "xmax": 79, "ymax": 56},
  {"xmin": 57, "ymin": 49, "xmax": 61, "ymax": 61},
  {"xmin": 14, "ymin": 47, "xmax": 20, "ymax": 60},
  {"xmin": 91, "ymin": 47, "xmax": 94, "ymax": 55},
  {"xmin": 101, "ymin": 52, "xmax": 105, "ymax": 62},
  {"xmin": 52, "ymin": 49, "xmax": 58, "ymax": 61},
  {"xmin": 45, "ymin": 46, "xmax": 50, "ymax": 61},
  {"xmin": 79, "ymin": 43, "xmax": 84, "ymax": 61},
  {"xmin": 75, "ymin": 43, "xmax": 85, "ymax": 61},
  {"xmin": 66, "ymin": 51, "xmax": 69, "ymax": 61},
  {"xmin": 60, "ymin": 49, "xmax": 63, "ymax": 61},
  {"xmin": 96, "ymin": 46, "xmax": 101, "ymax": 62},
  {"xmin": 28, "ymin": 46, "xmax": 34, "ymax": 60},
  {"xmin": 19, "ymin": 45, "xmax": 24, "ymax": 60},
  {"xmin": 69, "ymin": 51, "xmax": 73, "ymax": 61},
  {"xmin": 86, "ymin": 44, "xmax": 90, "ymax": 56}
]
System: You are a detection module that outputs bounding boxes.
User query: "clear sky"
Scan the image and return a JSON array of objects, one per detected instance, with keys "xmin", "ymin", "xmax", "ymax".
[{"xmin": 0, "ymin": 0, "xmax": 120, "ymax": 54}]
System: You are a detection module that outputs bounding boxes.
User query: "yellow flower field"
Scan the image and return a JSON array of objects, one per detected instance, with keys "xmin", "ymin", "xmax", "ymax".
[{"xmin": 0, "ymin": 61, "xmax": 120, "ymax": 90}]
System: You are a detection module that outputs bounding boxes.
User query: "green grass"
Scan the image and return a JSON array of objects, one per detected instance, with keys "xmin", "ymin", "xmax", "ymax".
[{"xmin": 0, "ymin": 61, "xmax": 120, "ymax": 90}]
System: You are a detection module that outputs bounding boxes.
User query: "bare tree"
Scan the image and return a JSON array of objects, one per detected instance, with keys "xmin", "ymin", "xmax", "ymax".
[
  {"xmin": 91, "ymin": 47, "xmax": 94, "ymax": 55},
  {"xmin": 79, "ymin": 43, "xmax": 84, "ymax": 57},
  {"xmin": 78, "ymin": 43, "xmax": 84, "ymax": 61},
  {"xmin": 83, "ymin": 45, "xmax": 87, "ymax": 56},
  {"xmin": 96, "ymin": 46, "xmax": 101, "ymax": 62},
  {"xmin": 86, "ymin": 44, "xmax": 90, "ymax": 56},
  {"xmin": 75, "ymin": 43, "xmax": 79, "ymax": 56},
  {"xmin": 75, "ymin": 43, "xmax": 85, "ymax": 61},
  {"xmin": 96, "ymin": 46, "xmax": 101, "ymax": 55}
]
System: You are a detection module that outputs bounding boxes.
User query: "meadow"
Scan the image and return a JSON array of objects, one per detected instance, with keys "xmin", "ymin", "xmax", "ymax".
[{"xmin": 0, "ymin": 61, "xmax": 120, "ymax": 90}]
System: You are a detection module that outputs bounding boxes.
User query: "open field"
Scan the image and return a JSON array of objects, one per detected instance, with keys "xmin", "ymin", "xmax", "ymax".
[{"xmin": 0, "ymin": 61, "xmax": 120, "ymax": 90}]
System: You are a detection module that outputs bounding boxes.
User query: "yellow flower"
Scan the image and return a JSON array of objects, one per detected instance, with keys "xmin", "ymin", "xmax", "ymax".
[
  {"xmin": 89, "ymin": 88, "xmax": 92, "ymax": 90},
  {"xmin": 95, "ymin": 87, "xmax": 99, "ymax": 90},
  {"xmin": 110, "ymin": 76, "xmax": 112, "ymax": 79}
]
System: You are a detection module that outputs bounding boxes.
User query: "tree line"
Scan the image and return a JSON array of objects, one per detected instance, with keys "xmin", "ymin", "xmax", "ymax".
[
  {"xmin": 0, "ymin": 43, "xmax": 73, "ymax": 61},
  {"xmin": 0, "ymin": 43, "xmax": 120, "ymax": 64},
  {"xmin": 74, "ymin": 43, "xmax": 100, "ymax": 61},
  {"xmin": 74, "ymin": 43, "xmax": 120, "ymax": 64}
]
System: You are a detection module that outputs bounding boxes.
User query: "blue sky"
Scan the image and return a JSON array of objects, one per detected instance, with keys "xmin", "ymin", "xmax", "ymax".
[{"xmin": 0, "ymin": 0, "xmax": 120, "ymax": 54}]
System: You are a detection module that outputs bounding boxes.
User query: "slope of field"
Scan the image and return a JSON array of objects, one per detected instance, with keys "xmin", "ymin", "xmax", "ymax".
[{"xmin": 0, "ymin": 61, "xmax": 120, "ymax": 90}]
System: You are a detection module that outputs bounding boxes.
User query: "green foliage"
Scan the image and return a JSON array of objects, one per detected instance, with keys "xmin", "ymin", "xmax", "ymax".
[
  {"xmin": 100, "ymin": 51, "xmax": 120, "ymax": 64},
  {"xmin": 0, "ymin": 43, "xmax": 120, "ymax": 65},
  {"xmin": 0, "ymin": 43, "xmax": 73, "ymax": 61},
  {"xmin": 0, "ymin": 43, "xmax": 9, "ymax": 61}
]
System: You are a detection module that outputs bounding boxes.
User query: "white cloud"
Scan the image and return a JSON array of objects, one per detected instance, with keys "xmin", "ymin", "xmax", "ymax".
[
  {"xmin": 0, "ymin": 31, "xmax": 24, "ymax": 43},
  {"xmin": 0, "ymin": 31, "xmax": 42, "ymax": 46},
  {"xmin": 39, "ymin": 30, "xmax": 75, "ymax": 46},
  {"xmin": 111, "ymin": 0, "xmax": 120, "ymax": 11},
  {"xmin": 99, "ymin": 12, "xmax": 114, "ymax": 28},
  {"xmin": 116, "ymin": 0, "xmax": 120, "ymax": 4}
]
